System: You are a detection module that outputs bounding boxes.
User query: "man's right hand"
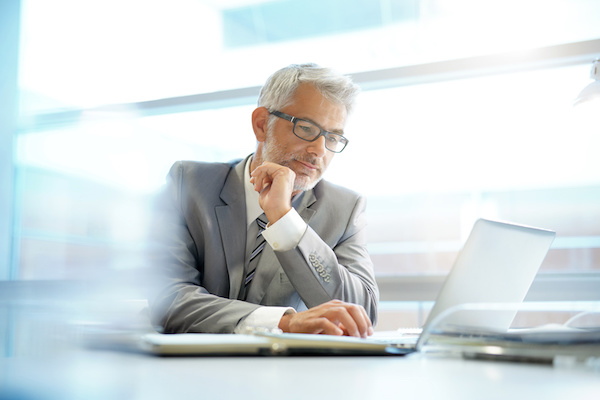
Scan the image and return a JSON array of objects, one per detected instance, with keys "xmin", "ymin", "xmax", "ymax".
[
  {"xmin": 250, "ymin": 161, "xmax": 296, "ymax": 224},
  {"xmin": 278, "ymin": 300, "xmax": 374, "ymax": 338}
]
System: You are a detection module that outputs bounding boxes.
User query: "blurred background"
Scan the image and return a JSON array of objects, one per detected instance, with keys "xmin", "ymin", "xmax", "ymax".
[{"xmin": 1, "ymin": 0, "xmax": 599, "ymax": 354}]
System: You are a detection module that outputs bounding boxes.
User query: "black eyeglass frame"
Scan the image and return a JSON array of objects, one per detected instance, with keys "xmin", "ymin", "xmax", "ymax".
[{"xmin": 269, "ymin": 110, "xmax": 349, "ymax": 153}]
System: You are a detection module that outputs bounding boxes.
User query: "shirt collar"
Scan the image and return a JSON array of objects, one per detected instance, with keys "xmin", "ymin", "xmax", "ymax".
[{"xmin": 244, "ymin": 155, "xmax": 263, "ymax": 228}]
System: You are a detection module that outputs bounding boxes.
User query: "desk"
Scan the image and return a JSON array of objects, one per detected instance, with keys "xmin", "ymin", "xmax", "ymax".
[{"xmin": 2, "ymin": 347, "xmax": 599, "ymax": 400}]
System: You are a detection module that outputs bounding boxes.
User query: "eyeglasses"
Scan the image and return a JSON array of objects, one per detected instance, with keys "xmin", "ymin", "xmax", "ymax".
[{"xmin": 270, "ymin": 110, "xmax": 349, "ymax": 153}]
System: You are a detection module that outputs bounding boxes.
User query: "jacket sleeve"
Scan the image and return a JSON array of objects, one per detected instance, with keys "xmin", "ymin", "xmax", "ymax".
[{"xmin": 273, "ymin": 194, "xmax": 379, "ymax": 324}]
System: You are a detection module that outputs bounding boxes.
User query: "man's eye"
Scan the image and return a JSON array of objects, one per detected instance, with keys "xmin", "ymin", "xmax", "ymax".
[{"xmin": 296, "ymin": 122, "xmax": 319, "ymax": 136}]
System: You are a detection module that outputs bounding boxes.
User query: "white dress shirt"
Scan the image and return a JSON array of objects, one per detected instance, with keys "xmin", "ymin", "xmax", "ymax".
[{"xmin": 234, "ymin": 157, "xmax": 307, "ymax": 333}]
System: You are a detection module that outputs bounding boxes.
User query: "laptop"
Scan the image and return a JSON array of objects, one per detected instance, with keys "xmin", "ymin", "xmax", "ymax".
[{"xmin": 137, "ymin": 218, "xmax": 556, "ymax": 356}]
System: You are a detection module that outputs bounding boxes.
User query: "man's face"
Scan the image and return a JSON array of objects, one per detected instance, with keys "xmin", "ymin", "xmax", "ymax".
[{"xmin": 261, "ymin": 84, "xmax": 347, "ymax": 192}]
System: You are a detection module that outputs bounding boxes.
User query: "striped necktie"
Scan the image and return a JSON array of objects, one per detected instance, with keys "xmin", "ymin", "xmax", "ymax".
[{"xmin": 244, "ymin": 214, "xmax": 268, "ymax": 290}]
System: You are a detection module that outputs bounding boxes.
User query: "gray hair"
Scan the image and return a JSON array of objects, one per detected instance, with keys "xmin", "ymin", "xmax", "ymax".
[{"xmin": 257, "ymin": 63, "xmax": 361, "ymax": 115}]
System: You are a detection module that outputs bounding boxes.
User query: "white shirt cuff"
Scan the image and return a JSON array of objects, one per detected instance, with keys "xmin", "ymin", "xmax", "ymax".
[
  {"xmin": 234, "ymin": 306, "xmax": 295, "ymax": 334},
  {"xmin": 261, "ymin": 208, "xmax": 306, "ymax": 252}
]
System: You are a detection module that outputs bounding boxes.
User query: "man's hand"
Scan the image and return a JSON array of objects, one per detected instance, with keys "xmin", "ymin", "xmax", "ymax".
[
  {"xmin": 250, "ymin": 161, "xmax": 296, "ymax": 223},
  {"xmin": 278, "ymin": 300, "xmax": 374, "ymax": 338}
]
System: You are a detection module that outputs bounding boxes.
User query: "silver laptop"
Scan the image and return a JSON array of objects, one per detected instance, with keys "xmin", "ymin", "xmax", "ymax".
[
  {"xmin": 138, "ymin": 218, "xmax": 556, "ymax": 356},
  {"xmin": 411, "ymin": 218, "xmax": 556, "ymax": 347}
]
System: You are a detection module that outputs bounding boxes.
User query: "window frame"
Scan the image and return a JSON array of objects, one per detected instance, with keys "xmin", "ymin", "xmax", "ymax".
[{"xmin": 0, "ymin": 0, "xmax": 21, "ymax": 281}]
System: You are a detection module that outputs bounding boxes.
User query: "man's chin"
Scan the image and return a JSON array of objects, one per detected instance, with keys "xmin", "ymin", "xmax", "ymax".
[{"xmin": 294, "ymin": 175, "xmax": 321, "ymax": 192}]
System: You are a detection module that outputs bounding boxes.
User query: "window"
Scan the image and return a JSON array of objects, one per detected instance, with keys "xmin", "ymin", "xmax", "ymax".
[{"xmin": 4, "ymin": 1, "xmax": 600, "ymax": 337}]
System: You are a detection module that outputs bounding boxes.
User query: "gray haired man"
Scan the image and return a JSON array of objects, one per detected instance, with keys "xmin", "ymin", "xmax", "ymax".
[{"xmin": 150, "ymin": 64, "xmax": 379, "ymax": 337}]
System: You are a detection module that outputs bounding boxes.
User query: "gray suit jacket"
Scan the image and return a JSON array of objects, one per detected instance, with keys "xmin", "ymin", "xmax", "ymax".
[{"xmin": 149, "ymin": 156, "xmax": 379, "ymax": 333}]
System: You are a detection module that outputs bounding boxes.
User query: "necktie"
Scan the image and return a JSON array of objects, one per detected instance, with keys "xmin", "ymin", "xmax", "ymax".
[{"xmin": 244, "ymin": 214, "xmax": 268, "ymax": 291}]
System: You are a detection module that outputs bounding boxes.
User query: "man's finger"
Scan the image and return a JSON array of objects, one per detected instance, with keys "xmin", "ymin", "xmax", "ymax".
[
  {"xmin": 281, "ymin": 300, "xmax": 374, "ymax": 338},
  {"xmin": 343, "ymin": 304, "xmax": 372, "ymax": 338},
  {"xmin": 322, "ymin": 306, "xmax": 361, "ymax": 338},
  {"xmin": 307, "ymin": 317, "xmax": 345, "ymax": 336},
  {"xmin": 259, "ymin": 182, "xmax": 271, "ymax": 194},
  {"xmin": 288, "ymin": 314, "xmax": 344, "ymax": 336}
]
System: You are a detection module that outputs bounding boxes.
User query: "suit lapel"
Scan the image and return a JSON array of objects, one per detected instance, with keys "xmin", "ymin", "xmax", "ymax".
[
  {"xmin": 296, "ymin": 189, "xmax": 317, "ymax": 225},
  {"xmin": 215, "ymin": 158, "xmax": 248, "ymax": 299}
]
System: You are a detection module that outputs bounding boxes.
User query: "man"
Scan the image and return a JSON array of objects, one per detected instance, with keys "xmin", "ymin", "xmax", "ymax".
[{"xmin": 149, "ymin": 63, "xmax": 378, "ymax": 338}]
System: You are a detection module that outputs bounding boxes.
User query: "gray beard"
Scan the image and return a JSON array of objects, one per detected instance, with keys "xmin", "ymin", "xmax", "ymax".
[{"xmin": 260, "ymin": 134, "xmax": 324, "ymax": 193}]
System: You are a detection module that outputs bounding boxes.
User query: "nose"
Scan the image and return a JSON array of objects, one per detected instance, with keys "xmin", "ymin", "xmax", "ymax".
[{"xmin": 307, "ymin": 135, "xmax": 327, "ymax": 157}]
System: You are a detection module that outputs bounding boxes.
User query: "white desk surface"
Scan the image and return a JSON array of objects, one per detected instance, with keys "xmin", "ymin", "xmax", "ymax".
[{"xmin": 2, "ymin": 347, "xmax": 599, "ymax": 400}]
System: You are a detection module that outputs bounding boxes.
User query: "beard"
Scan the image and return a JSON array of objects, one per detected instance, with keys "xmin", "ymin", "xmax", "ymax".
[{"xmin": 260, "ymin": 127, "xmax": 326, "ymax": 193}]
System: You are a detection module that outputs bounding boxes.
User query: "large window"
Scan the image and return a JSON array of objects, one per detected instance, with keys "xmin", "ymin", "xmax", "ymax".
[{"xmin": 4, "ymin": 0, "xmax": 600, "ymax": 333}]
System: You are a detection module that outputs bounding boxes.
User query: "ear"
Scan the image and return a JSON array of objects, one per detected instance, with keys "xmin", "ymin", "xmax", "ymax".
[{"xmin": 251, "ymin": 107, "xmax": 270, "ymax": 142}]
